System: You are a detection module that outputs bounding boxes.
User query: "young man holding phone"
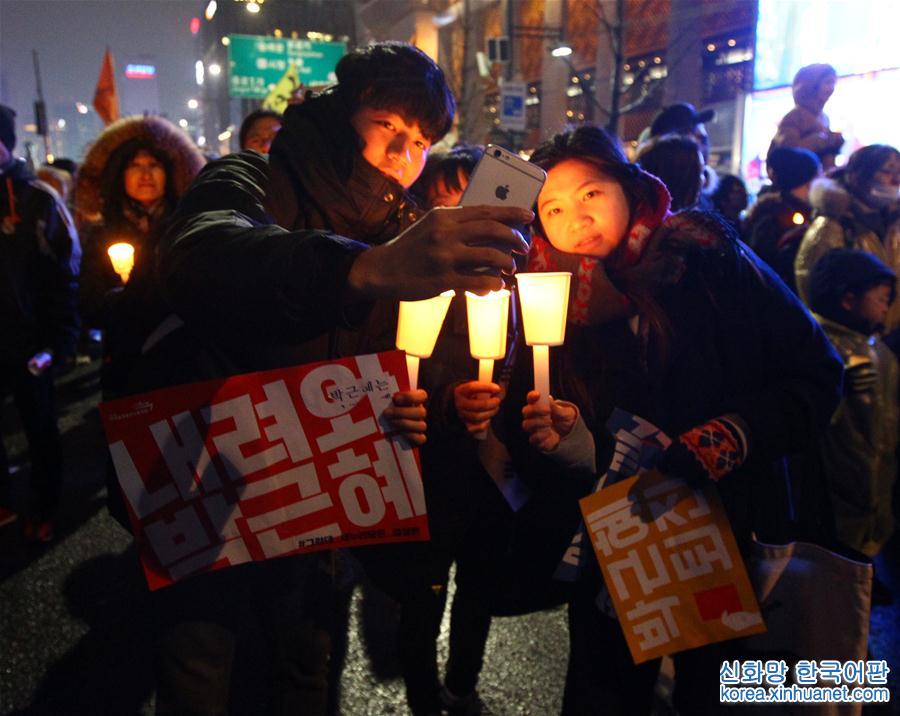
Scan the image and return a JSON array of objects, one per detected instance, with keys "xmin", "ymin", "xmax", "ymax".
[{"xmin": 142, "ymin": 43, "xmax": 531, "ymax": 716}]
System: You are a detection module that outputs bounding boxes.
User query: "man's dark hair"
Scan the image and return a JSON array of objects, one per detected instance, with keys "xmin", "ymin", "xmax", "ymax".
[
  {"xmin": 636, "ymin": 134, "xmax": 703, "ymax": 211},
  {"xmin": 239, "ymin": 109, "xmax": 283, "ymax": 149},
  {"xmin": 411, "ymin": 143, "xmax": 483, "ymax": 205},
  {"xmin": 712, "ymin": 174, "xmax": 748, "ymax": 210},
  {"xmin": 335, "ymin": 42, "xmax": 455, "ymax": 142},
  {"xmin": 49, "ymin": 157, "xmax": 78, "ymax": 176},
  {"xmin": 530, "ymin": 125, "xmax": 660, "ymax": 236}
]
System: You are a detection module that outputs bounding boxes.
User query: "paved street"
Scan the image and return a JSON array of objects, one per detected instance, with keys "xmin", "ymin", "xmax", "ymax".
[{"xmin": 1, "ymin": 361, "xmax": 899, "ymax": 715}]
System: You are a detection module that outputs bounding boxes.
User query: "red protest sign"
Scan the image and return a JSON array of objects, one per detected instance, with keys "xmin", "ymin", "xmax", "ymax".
[{"xmin": 99, "ymin": 351, "xmax": 427, "ymax": 590}]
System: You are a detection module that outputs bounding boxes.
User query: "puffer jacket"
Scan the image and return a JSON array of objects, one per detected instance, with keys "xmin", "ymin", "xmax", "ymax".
[
  {"xmin": 807, "ymin": 315, "xmax": 898, "ymax": 556},
  {"xmin": 795, "ymin": 177, "xmax": 900, "ymax": 331},
  {"xmin": 0, "ymin": 158, "xmax": 80, "ymax": 366}
]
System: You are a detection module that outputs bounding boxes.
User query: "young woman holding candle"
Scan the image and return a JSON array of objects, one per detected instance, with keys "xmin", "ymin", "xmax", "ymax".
[{"xmin": 455, "ymin": 125, "xmax": 844, "ymax": 714}]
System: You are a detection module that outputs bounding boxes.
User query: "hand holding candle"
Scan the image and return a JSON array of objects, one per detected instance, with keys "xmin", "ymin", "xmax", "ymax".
[
  {"xmin": 107, "ymin": 242, "xmax": 135, "ymax": 283},
  {"xmin": 396, "ymin": 290, "xmax": 455, "ymax": 391},
  {"xmin": 464, "ymin": 288, "xmax": 510, "ymax": 438},
  {"xmin": 515, "ymin": 272, "xmax": 571, "ymax": 409}
]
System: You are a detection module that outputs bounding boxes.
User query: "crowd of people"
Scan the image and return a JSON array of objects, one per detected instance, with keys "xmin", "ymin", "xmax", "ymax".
[{"xmin": 1, "ymin": 44, "xmax": 898, "ymax": 715}]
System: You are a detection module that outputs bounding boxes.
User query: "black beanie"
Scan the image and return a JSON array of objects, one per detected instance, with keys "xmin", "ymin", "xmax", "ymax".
[
  {"xmin": 0, "ymin": 104, "xmax": 15, "ymax": 152},
  {"xmin": 767, "ymin": 147, "xmax": 820, "ymax": 191},
  {"xmin": 808, "ymin": 249, "xmax": 896, "ymax": 324}
]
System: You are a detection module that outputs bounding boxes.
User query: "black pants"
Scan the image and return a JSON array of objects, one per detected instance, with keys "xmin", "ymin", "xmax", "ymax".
[
  {"xmin": 0, "ymin": 363, "xmax": 63, "ymax": 521},
  {"xmin": 397, "ymin": 553, "xmax": 494, "ymax": 715},
  {"xmin": 152, "ymin": 555, "xmax": 334, "ymax": 716},
  {"xmin": 563, "ymin": 576, "xmax": 739, "ymax": 716}
]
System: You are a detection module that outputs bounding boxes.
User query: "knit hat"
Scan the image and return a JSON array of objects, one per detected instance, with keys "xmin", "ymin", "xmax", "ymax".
[
  {"xmin": 767, "ymin": 147, "xmax": 820, "ymax": 191},
  {"xmin": 808, "ymin": 249, "xmax": 896, "ymax": 324},
  {"xmin": 650, "ymin": 102, "xmax": 715, "ymax": 137},
  {"xmin": 0, "ymin": 104, "xmax": 15, "ymax": 152}
]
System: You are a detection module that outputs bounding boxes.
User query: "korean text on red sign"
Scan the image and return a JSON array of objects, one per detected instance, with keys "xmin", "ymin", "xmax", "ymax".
[{"xmin": 99, "ymin": 351, "xmax": 427, "ymax": 590}]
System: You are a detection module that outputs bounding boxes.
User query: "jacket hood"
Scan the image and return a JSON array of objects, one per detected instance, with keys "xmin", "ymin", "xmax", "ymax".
[
  {"xmin": 809, "ymin": 177, "xmax": 852, "ymax": 219},
  {"xmin": 75, "ymin": 115, "xmax": 205, "ymax": 220},
  {"xmin": 266, "ymin": 89, "xmax": 420, "ymax": 245},
  {"xmin": 792, "ymin": 64, "xmax": 836, "ymax": 115}
]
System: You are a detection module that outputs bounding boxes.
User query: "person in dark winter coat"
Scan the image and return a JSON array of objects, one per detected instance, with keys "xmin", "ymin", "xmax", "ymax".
[
  {"xmin": 742, "ymin": 146, "xmax": 821, "ymax": 285},
  {"xmin": 134, "ymin": 43, "xmax": 529, "ymax": 716},
  {"xmin": 0, "ymin": 104, "xmax": 80, "ymax": 542},
  {"xmin": 74, "ymin": 115, "xmax": 205, "ymax": 340},
  {"xmin": 367, "ymin": 144, "xmax": 507, "ymax": 716},
  {"xmin": 456, "ymin": 126, "xmax": 843, "ymax": 715}
]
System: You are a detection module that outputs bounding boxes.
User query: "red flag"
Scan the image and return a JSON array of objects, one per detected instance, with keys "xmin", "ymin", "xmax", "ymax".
[{"xmin": 93, "ymin": 47, "xmax": 120, "ymax": 125}]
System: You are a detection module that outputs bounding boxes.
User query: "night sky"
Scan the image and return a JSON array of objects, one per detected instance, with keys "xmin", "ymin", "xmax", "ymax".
[{"xmin": 0, "ymin": 0, "xmax": 202, "ymax": 159}]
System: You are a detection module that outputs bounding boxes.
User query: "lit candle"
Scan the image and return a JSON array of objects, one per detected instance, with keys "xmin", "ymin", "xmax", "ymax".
[
  {"xmin": 465, "ymin": 288, "xmax": 511, "ymax": 438},
  {"xmin": 516, "ymin": 272, "xmax": 571, "ymax": 409},
  {"xmin": 107, "ymin": 242, "xmax": 135, "ymax": 283},
  {"xmin": 396, "ymin": 290, "xmax": 455, "ymax": 390}
]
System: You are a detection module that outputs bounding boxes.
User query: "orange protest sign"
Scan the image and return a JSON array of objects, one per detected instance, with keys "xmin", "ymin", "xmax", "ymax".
[{"xmin": 580, "ymin": 470, "xmax": 765, "ymax": 663}]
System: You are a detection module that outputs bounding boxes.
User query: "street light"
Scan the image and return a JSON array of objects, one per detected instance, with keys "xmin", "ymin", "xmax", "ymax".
[
  {"xmin": 551, "ymin": 44, "xmax": 573, "ymax": 58},
  {"xmin": 208, "ymin": 63, "xmax": 221, "ymax": 76},
  {"xmin": 187, "ymin": 98, "xmax": 199, "ymax": 110},
  {"xmin": 246, "ymin": 1, "xmax": 260, "ymax": 13}
]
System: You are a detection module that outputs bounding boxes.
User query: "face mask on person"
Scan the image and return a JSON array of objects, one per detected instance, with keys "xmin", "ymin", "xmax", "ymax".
[{"xmin": 868, "ymin": 183, "xmax": 900, "ymax": 209}]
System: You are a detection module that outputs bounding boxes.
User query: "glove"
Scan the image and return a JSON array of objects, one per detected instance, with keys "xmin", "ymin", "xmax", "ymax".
[
  {"xmin": 658, "ymin": 416, "xmax": 749, "ymax": 487},
  {"xmin": 844, "ymin": 358, "xmax": 877, "ymax": 395}
]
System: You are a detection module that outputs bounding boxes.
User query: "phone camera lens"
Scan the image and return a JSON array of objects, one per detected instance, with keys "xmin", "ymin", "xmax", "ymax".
[{"xmin": 493, "ymin": 149, "xmax": 502, "ymax": 158}]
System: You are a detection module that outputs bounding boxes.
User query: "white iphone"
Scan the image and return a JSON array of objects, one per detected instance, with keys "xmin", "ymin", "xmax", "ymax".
[{"xmin": 460, "ymin": 144, "xmax": 546, "ymax": 211}]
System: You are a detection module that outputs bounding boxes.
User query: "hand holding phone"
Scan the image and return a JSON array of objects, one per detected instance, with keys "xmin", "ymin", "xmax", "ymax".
[{"xmin": 460, "ymin": 145, "xmax": 546, "ymax": 211}]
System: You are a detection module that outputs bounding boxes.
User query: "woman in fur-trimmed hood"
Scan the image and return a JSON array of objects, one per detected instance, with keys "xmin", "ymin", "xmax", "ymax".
[
  {"xmin": 795, "ymin": 144, "xmax": 900, "ymax": 337},
  {"xmin": 75, "ymin": 115, "xmax": 204, "ymax": 328}
]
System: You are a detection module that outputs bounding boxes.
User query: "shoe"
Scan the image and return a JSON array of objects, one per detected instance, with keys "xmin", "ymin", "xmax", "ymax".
[
  {"xmin": 23, "ymin": 518, "xmax": 55, "ymax": 543},
  {"xmin": 871, "ymin": 574, "xmax": 894, "ymax": 606},
  {"xmin": 440, "ymin": 686, "xmax": 483, "ymax": 716}
]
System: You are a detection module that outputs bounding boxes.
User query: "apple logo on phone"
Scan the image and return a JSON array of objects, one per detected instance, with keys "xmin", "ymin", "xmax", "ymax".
[{"xmin": 495, "ymin": 184, "xmax": 510, "ymax": 200}]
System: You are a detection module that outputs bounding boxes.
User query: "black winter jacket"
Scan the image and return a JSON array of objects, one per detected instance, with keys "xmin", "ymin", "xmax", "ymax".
[
  {"xmin": 501, "ymin": 213, "xmax": 843, "ymax": 560},
  {"xmin": 0, "ymin": 158, "xmax": 80, "ymax": 366},
  {"xmin": 151, "ymin": 91, "xmax": 422, "ymax": 384}
]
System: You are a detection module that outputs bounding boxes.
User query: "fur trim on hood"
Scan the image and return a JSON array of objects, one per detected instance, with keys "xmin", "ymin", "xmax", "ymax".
[
  {"xmin": 75, "ymin": 115, "xmax": 205, "ymax": 219},
  {"xmin": 809, "ymin": 176, "xmax": 852, "ymax": 219}
]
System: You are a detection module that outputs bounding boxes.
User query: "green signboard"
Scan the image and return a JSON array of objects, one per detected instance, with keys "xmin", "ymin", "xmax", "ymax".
[{"xmin": 227, "ymin": 34, "xmax": 346, "ymax": 99}]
